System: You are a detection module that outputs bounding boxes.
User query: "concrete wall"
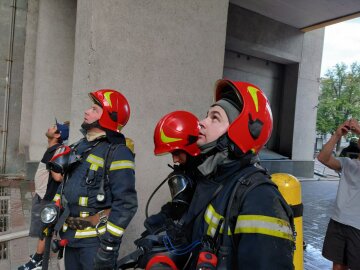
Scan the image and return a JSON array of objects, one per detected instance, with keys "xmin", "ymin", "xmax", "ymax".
[
  {"xmin": 225, "ymin": 4, "xmax": 324, "ymax": 177},
  {"xmin": 226, "ymin": 4, "xmax": 303, "ymax": 64},
  {"xmin": 71, "ymin": 0, "xmax": 229, "ymax": 254},
  {"xmin": 19, "ymin": 0, "xmax": 38, "ymax": 159},
  {"xmin": 28, "ymin": 0, "xmax": 76, "ymax": 161},
  {"xmin": 0, "ymin": 0, "xmax": 28, "ymax": 174},
  {"xmin": 223, "ymin": 50, "xmax": 284, "ymax": 151},
  {"xmin": 292, "ymin": 29, "xmax": 324, "ymax": 161},
  {"xmin": 279, "ymin": 64, "xmax": 298, "ymax": 157}
]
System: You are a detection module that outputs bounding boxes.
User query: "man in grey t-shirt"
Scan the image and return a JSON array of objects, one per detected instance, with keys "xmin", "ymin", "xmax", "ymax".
[{"xmin": 318, "ymin": 118, "xmax": 360, "ymax": 270}]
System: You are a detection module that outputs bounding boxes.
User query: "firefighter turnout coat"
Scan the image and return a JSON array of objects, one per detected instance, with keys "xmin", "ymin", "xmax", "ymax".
[
  {"xmin": 184, "ymin": 161, "xmax": 295, "ymax": 269},
  {"xmin": 54, "ymin": 134, "xmax": 137, "ymax": 247}
]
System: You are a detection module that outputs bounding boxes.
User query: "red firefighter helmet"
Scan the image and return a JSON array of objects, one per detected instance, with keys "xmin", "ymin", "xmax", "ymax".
[
  {"xmin": 89, "ymin": 89, "xmax": 130, "ymax": 132},
  {"xmin": 154, "ymin": 111, "xmax": 200, "ymax": 156},
  {"xmin": 214, "ymin": 79, "xmax": 273, "ymax": 154}
]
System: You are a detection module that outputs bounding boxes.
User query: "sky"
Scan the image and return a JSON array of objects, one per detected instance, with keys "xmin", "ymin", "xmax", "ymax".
[{"xmin": 321, "ymin": 17, "xmax": 360, "ymax": 76}]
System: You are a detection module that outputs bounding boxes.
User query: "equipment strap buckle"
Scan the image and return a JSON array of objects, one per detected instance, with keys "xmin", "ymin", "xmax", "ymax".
[{"xmin": 95, "ymin": 210, "xmax": 108, "ymax": 235}]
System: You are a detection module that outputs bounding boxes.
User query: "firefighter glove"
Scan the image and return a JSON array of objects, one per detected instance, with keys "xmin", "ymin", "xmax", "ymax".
[
  {"xmin": 93, "ymin": 239, "xmax": 119, "ymax": 270},
  {"xmin": 144, "ymin": 212, "xmax": 167, "ymax": 233}
]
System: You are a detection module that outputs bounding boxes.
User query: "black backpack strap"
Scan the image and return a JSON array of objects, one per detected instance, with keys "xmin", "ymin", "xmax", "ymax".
[
  {"xmin": 96, "ymin": 142, "xmax": 121, "ymax": 202},
  {"xmin": 223, "ymin": 166, "xmax": 270, "ymax": 236},
  {"xmin": 216, "ymin": 167, "xmax": 272, "ymax": 270}
]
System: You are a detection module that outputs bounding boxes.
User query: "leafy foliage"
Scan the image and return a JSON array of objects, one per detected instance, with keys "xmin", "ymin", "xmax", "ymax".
[{"xmin": 316, "ymin": 62, "xmax": 360, "ymax": 137}]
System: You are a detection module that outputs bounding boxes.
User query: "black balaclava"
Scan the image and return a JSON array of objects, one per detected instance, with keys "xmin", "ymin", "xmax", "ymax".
[{"xmin": 81, "ymin": 120, "xmax": 101, "ymax": 131}]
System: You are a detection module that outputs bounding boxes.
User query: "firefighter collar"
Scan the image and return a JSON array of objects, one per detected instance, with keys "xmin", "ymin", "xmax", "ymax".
[
  {"xmin": 197, "ymin": 147, "xmax": 231, "ymax": 177},
  {"xmin": 85, "ymin": 130, "xmax": 106, "ymax": 142}
]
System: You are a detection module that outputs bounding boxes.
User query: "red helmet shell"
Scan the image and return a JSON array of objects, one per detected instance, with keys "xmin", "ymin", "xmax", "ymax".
[
  {"xmin": 214, "ymin": 80, "xmax": 273, "ymax": 154},
  {"xmin": 89, "ymin": 89, "xmax": 130, "ymax": 132},
  {"xmin": 154, "ymin": 111, "xmax": 200, "ymax": 156}
]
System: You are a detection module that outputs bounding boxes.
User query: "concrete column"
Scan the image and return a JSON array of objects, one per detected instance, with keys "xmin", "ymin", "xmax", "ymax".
[
  {"xmin": 71, "ymin": 0, "xmax": 229, "ymax": 253},
  {"xmin": 20, "ymin": 0, "xmax": 39, "ymax": 158},
  {"xmin": 0, "ymin": 0, "xmax": 28, "ymax": 173},
  {"xmin": 29, "ymin": 0, "xmax": 76, "ymax": 160},
  {"xmin": 292, "ymin": 29, "xmax": 324, "ymax": 161}
]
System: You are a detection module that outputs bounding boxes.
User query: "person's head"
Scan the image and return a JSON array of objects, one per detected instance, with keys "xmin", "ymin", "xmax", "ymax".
[
  {"xmin": 46, "ymin": 120, "xmax": 70, "ymax": 144},
  {"xmin": 82, "ymin": 89, "xmax": 130, "ymax": 133},
  {"xmin": 198, "ymin": 79, "xmax": 273, "ymax": 155},
  {"xmin": 154, "ymin": 111, "xmax": 200, "ymax": 165}
]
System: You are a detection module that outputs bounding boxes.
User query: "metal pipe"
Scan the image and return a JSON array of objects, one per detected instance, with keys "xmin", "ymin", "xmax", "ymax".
[{"xmin": 1, "ymin": 0, "xmax": 17, "ymax": 173}]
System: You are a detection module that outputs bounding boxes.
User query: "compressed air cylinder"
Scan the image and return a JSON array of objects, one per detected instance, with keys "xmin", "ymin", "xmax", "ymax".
[{"xmin": 271, "ymin": 173, "xmax": 303, "ymax": 270}]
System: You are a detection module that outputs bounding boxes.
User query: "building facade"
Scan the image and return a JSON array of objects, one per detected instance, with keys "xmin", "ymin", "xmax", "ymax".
[{"xmin": 1, "ymin": 0, "xmax": 359, "ymax": 253}]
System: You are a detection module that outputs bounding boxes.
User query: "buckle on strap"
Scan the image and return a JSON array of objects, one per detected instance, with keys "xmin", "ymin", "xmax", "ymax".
[{"xmin": 95, "ymin": 210, "xmax": 108, "ymax": 235}]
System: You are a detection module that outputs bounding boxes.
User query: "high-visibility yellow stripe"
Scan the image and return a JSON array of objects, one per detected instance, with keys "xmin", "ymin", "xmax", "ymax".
[
  {"xmin": 110, "ymin": 160, "xmax": 135, "ymax": 171},
  {"xmin": 78, "ymin": 197, "xmax": 88, "ymax": 206},
  {"xmin": 62, "ymin": 223, "xmax": 68, "ymax": 232},
  {"xmin": 235, "ymin": 215, "xmax": 293, "ymax": 241},
  {"xmin": 107, "ymin": 221, "xmax": 124, "ymax": 237},
  {"xmin": 53, "ymin": 194, "xmax": 60, "ymax": 202},
  {"xmin": 160, "ymin": 128, "xmax": 182, "ymax": 143},
  {"xmin": 204, "ymin": 204, "xmax": 223, "ymax": 227},
  {"xmin": 74, "ymin": 225, "xmax": 106, "ymax": 238},
  {"xmin": 204, "ymin": 204, "xmax": 231, "ymax": 236},
  {"xmin": 80, "ymin": 212, "xmax": 89, "ymax": 217},
  {"xmin": 86, "ymin": 154, "xmax": 104, "ymax": 169},
  {"xmin": 90, "ymin": 164, "xmax": 99, "ymax": 170}
]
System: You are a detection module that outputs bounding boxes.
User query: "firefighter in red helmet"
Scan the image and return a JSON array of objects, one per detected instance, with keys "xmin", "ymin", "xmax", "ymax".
[
  {"xmin": 52, "ymin": 89, "xmax": 137, "ymax": 270},
  {"xmin": 117, "ymin": 111, "xmax": 202, "ymax": 270},
  {"xmin": 181, "ymin": 80, "xmax": 295, "ymax": 269},
  {"xmin": 154, "ymin": 110, "xmax": 200, "ymax": 158},
  {"xmin": 144, "ymin": 110, "xmax": 201, "ymax": 233}
]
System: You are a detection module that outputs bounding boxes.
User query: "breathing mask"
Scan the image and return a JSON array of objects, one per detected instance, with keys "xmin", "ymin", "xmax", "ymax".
[{"xmin": 47, "ymin": 145, "xmax": 79, "ymax": 174}]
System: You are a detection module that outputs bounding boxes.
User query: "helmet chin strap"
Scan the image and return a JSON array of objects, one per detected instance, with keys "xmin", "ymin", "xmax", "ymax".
[
  {"xmin": 81, "ymin": 120, "xmax": 101, "ymax": 131},
  {"xmin": 199, "ymin": 133, "xmax": 254, "ymax": 161},
  {"xmin": 199, "ymin": 133, "xmax": 229, "ymax": 157}
]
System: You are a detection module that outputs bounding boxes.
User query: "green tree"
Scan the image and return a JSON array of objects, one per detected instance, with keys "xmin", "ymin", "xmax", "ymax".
[{"xmin": 316, "ymin": 62, "xmax": 360, "ymax": 150}]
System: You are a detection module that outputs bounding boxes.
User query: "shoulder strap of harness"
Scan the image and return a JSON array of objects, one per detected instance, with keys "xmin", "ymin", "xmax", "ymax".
[
  {"xmin": 96, "ymin": 143, "xmax": 120, "ymax": 202},
  {"xmin": 215, "ymin": 165, "xmax": 272, "ymax": 270}
]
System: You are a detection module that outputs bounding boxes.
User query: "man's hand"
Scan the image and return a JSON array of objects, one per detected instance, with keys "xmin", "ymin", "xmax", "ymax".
[
  {"xmin": 93, "ymin": 239, "xmax": 119, "ymax": 270},
  {"xmin": 335, "ymin": 120, "xmax": 351, "ymax": 137}
]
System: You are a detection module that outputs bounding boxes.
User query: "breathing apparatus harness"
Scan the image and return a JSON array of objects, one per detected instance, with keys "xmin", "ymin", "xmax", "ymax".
[{"xmin": 52, "ymin": 136, "xmax": 123, "ymax": 234}]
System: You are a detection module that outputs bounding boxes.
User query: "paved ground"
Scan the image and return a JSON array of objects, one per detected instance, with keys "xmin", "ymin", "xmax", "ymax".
[
  {"xmin": 0, "ymin": 160, "xmax": 340, "ymax": 269},
  {"xmin": 302, "ymin": 180, "xmax": 337, "ymax": 270}
]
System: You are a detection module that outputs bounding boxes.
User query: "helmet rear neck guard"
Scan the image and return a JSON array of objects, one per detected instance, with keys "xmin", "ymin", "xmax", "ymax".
[
  {"xmin": 215, "ymin": 80, "xmax": 273, "ymax": 154},
  {"xmin": 154, "ymin": 111, "xmax": 200, "ymax": 156},
  {"xmin": 89, "ymin": 89, "xmax": 130, "ymax": 133}
]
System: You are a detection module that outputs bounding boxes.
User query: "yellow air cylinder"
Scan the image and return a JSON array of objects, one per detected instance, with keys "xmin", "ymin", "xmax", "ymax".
[
  {"xmin": 125, "ymin": 137, "xmax": 135, "ymax": 154},
  {"xmin": 271, "ymin": 173, "xmax": 303, "ymax": 270}
]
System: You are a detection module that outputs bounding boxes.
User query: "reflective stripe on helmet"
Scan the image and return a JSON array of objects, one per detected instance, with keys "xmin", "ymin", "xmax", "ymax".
[
  {"xmin": 160, "ymin": 127, "xmax": 182, "ymax": 143},
  {"xmin": 103, "ymin": 92, "xmax": 113, "ymax": 108},
  {"xmin": 247, "ymin": 86, "xmax": 259, "ymax": 112}
]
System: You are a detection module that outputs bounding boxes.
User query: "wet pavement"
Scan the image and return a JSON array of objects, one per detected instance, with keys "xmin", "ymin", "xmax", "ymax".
[
  {"xmin": 0, "ymin": 162, "xmax": 339, "ymax": 269},
  {"xmin": 302, "ymin": 180, "xmax": 336, "ymax": 270}
]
